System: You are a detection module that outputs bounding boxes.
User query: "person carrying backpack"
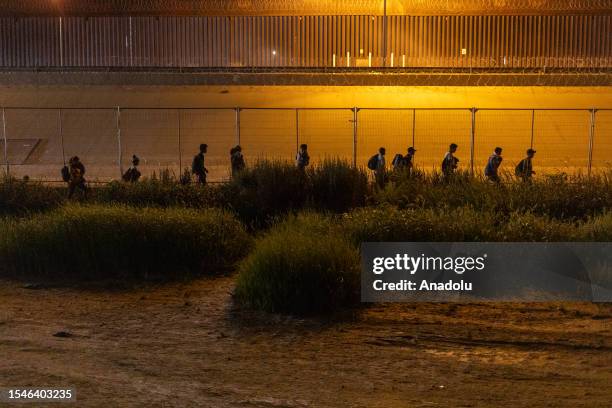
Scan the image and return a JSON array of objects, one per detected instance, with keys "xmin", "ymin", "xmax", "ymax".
[
  {"xmin": 442, "ymin": 143, "xmax": 459, "ymax": 178},
  {"xmin": 67, "ymin": 156, "xmax": 87, "ymax": 198},
  {"xmin": 367, "ymin": 147, "xmax": 386, "ymax": 188},
  {"xmin": 192, "ymin": 143, "xmax": 208, "ymax": 185},
  {"xmin": 296, "ymin": 144, "xmax": 310, "ymax": 170},
  {"xmin": 392, "ymin": 147, "xmax": 417, "ymax": 175},
  {"xmin": 484, "ymin": 147, "xmax": 503, "ymax": 183},
  {"xmin": 230, "ymin": 145, "xmax": 245, "ymax": 177},
  {"xmin": 515, "ymin": 148, "xmax": 536, "ymax": 182},
  {"xmin": 122, "ymin": 155, "xmax": 142, "ymax": 183}
]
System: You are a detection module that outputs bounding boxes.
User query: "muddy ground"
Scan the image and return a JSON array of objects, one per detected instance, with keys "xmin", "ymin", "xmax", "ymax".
[{"xmin": 0, "ymin": 276, "xmax": 610, "ymax": 407}]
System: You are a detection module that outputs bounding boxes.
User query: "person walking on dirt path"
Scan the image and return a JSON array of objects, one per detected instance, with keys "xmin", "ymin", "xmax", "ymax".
[
  {"xmin": 230, "ymin": 145, "xmax": 245, "ymax": 177},
  {"xmin": 296, "ymin": 144, "xmax": 310, "ymax": 171},
  {"xmin": 367, "ymin": 147, "xmax": 387, "ymax": 188},
  {"xmin": 122, "ymin": 155, "xmax": 141, "ymax": 183},
  {"xmin": 67, "ymin": 156, "xmax": 87, "ymax": 198},
  {"xmin": 192, "ymin": 144, "xmax": 208, "ymax": 185},
  {"xmin": 442, "ymin": 143, "xmax": 459, "ymax": 179},
  {"xmin": 515, "ymin": 148, "xmax": 536, "ymax": 182},
  {"xmin": 485, "ymin": 147, "xmax": 503, "ymax": 183}
]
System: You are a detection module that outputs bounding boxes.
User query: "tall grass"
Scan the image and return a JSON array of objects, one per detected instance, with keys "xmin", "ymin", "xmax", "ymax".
[
  {"xmin": 307, "ymin": 158, "xmax": 369, "ymax": 212},
  {"xmin": 376, "ymin": 171, "xmax": 612, "ymax": 220},
  {"xmin": 226, "ymin": 159, "xmax": 369, "ymax": 226},
  {"xmin": 235, "ymin": 206, "xmax": 611, "ymax": 315},
  {"xmin": 341, "ymin": 205, "xmax": 498, "ymax": 244},
  {"xmin": 0, "ymin": 176, "xmax": 64, "ymax": 216},
  {"xmin": 0, "ymin": 205, "xmax": 251, "ymax": 281},
  {"xmin": 91, "ymin": 179, "xmax": 223, "ymax": 209},
  {"xmin": 235, "ymin": 213, "xmax": 360, "ymax": 315}
]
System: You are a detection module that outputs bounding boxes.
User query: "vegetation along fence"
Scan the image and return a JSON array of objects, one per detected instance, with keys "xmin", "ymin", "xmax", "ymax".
[{"xmin": 1, "ymin": 107, "xmax": 611, "ymax": 182}]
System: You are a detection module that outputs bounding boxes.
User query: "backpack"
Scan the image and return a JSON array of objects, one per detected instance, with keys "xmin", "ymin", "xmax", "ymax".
[
  {"xmin": 192, "ymin": 154, "xmax": 203, "ymax": 174},
  {"xmin": 367, "ymin": 154, "xmax": 379, "ymax": 170},
  {"xmin": 391, "ymin": 153, "xmax": 404, "ymax": 168},
  {"xmin": 515, "ymin": 160, "xmax": 526, "ymax": 177},
  {"xmin": 61, "ymin": 165, "xmax": 70, "ymax": 182}
]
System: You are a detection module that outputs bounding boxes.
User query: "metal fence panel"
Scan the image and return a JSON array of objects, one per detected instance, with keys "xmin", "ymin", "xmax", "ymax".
[
  {"xmin": 413, "ymin": 109, "xmax": 472, "ymax": 172},
  {"xmin": 592, "ymin": 110, "xmax": 612, "ymax": 172},
  {"xmin": 297, "ymin": 109, "xmax": 354, "ymax": 164},
  {"xmin": 120, "ymin": 109, "xmax": 180, "ymax": 178},
  {"xmin": 240, "ymin": 109, "xmax": 296, "ymax": 162},
  {"xmin": 1, "ymin": 107, "xmax": 611, "ymax": 182},
  {"xmin": 533, "ymin": 110, "xmax": 591, "ymax": 173},
  {"xmin": 1, "ymin": 15, "xmax": 610, "ymax": 68},
  {"xmin": 474, "ymin": 110, "xmax": 533, "ymax": 173},
  {"xmin": 357, "ymin": 109, "xmax": 413, "ymax": 168},
  {"xmin": 179, "ymin": 109, "xmax": 236, "ymax": 181},
  {"xmin": 61, "ymin": 109, "xmax": 119, "ymax": 180},
  {"xmin": 1, "ymin": 109, "xmax": 63, "ymax": 180}
]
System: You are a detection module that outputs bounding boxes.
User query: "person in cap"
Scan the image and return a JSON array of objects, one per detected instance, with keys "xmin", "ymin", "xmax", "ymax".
[
  {"xmin": 515, "ymin": 148, "xmax": 536, "ymax": 182},
  {"xmin": 442, "ymin": 143, "xmax": 459, "ymax": 178},
  {"xmin": 485, "ymin": 147, "xmax": 503, "ymax": 183},
  {"xmin": 192, "ymin": 143, "xmax": 208, "ymax": 185},
  {"xmin": 404, "ymin": 147, "xmax": 416, "ymax": 175}
]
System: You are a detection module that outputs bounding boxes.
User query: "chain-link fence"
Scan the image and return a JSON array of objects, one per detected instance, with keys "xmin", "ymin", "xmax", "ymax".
[{"xmin": 1, "ymin": 107, "xmax": 610, "ymax": 182}]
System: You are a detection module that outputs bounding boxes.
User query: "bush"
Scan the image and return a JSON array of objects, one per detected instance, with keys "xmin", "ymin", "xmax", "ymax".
[
  {"xmin": 92, "ymin": 179, "xmax": 223, "ymax": 209},
  {"xmin": 0, "ymin": 176, "xmax": 64, "ymax": 216},
  {"xmin": 225, "ymin": 160, "xmax": 309, "ymax": 226},
  {"xmin": 499, "ymin": 212, "xmax": 579, "ymax": 242},
  {"xmin": 375, "ymin": 171, "xmax": 612, "ymax": 220},
  {"xmin": 235, "ymin": 213, "xmax": 360, "ymax": 315},
  {"xmin": 0, "ymin": 205, "xmax": 251, "ymax": 281},
  {"xmin": 341, "ymin": 205, "xmax": 497, "ymax": 245},
  {"xmin": 226, "ymin": 159, "xmax": 369, "ymax": 226},
  {"xmin": 580, "ymin": 212, "xmax": 612, "ymax": 241},
  {"xmin": 307, "ymin": 159, "xmax": 369, "ymax": 212}
]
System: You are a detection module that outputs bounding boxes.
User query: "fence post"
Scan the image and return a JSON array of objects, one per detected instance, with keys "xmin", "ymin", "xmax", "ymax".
[
  {"xmin": 530, "ymin": 109, "xmax": 535, "ymax": 149},
  {"xmin": 58, "ymin": 109, "xmax": 66, "ymax": 167},
  {"xmin": 470, "ymin": 107, "xmax": 477, "ymax": 175},
  {"xmin": 295, "ymin": 108, "xmax": 299, "ymax": 155},
  {"xmin": 353, "ymin": 107, "xmax": 358, "ymax": 167},
  {"xmin": 116, "ymin": 106, "xmax": 123, "ymax": 178},
  {"xmin": 411, "ymin": 108, "xmax": 416, "ymax": 147},
  {"xmin": 235, "ymin": 107, "xmax": 241, "ymax": 145},
  {"xmin": 177, "ymin": 109, "xmax": 182, "ymax": 173},
  {"xmin": 588, "ymin": 108, "xmax": 597, "ymax": 177},
  {"xmin": 2, "ymin": 108, "xmax": 8, "ymax": 175}
]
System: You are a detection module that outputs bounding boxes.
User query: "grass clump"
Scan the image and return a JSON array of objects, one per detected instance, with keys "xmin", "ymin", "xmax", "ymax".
[
  {"xmin": 0, "ymin": 176, "xmax": 64, "ymax": 216},
  {"xmin": 307, "ymin": 159, "xmax": 369, "ymax": 212},
  {"xmin": 226, "ymin": 159, "xmax": 368, "ymax": 226},
  {"xmin": 235, "ymin": 213, "xmax": 360, "ymax": 315},
  {"xmin": 376, "ymin": 171, "xmax": 612, "ymax": 220},
  {"xmin": 341, "ymin": 205, "xmax": 497, "ymax": 245},
  {"xmin": 0, "ymin": 205, "xmax": 251, "ymax": 281},
  {"xmin": 92, "ymin": 179, "xmax": 223, "ymax": 209},
  {"xmin": 579, "ymin": 212, "xmax": 612, "ymax": 241}
]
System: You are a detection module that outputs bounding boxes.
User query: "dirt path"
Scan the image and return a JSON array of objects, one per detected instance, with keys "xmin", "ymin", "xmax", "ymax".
[{"xmin": 0, "ymin": 277, "xmax": 610, "ymax": 407}]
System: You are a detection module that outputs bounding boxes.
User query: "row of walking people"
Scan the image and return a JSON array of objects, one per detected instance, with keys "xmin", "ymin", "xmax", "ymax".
[
  {"xmin": 61, "ymin": 142, "xmax": 536, "ymax": 197},
  {"xmin": 367, "ymin": 143, "xmax": 537, "ymax": 186}
]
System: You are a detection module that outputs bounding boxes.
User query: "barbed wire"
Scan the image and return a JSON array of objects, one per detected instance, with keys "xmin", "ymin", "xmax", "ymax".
[{"xmin": 0, "ymin": 0, "xmax": 610, "ymax": 16}]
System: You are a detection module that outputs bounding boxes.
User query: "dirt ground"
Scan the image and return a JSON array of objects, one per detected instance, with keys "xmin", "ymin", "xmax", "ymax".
[{"xmin": 0, "ymin": 276, "xmax": 610, "ymax": 408}]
